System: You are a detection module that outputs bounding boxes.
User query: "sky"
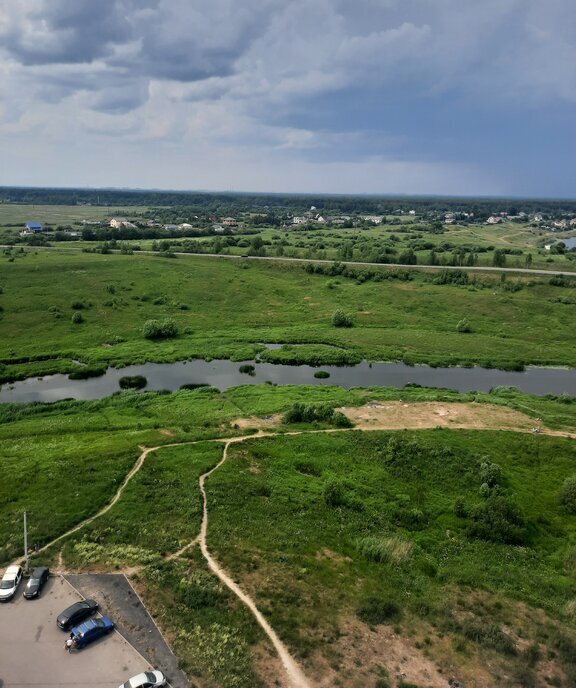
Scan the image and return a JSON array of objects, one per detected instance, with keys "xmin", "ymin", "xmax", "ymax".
[{"xmin": 0, "ymin": 0, "xmax": 575, "ymax": 197}]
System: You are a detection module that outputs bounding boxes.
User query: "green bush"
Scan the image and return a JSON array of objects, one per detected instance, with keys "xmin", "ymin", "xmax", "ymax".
[
  {"xmin": 559, "ymin": 475, "xmax": 576, "ymax": 513},
  {"xmin": 71, "ymin": 312, "xmax": 84, "ymax": 324},
  {"xmin": 357, "ymin": 597, "xmax": 402, "ymax": 625},
  {"xmin": 314, "ymin": 370, "xmax": 330, "ymax": 379},
  {"xmin": 142, "ymin": 318, "xmax": 178, "ymax": 340},
  {"xmin": 323, "ymin": 479, "xmax": 347, "ymax": 508},
  {"xmin": 479, "ymin": 461, "xmax": 503, "ymax": 487},
  {"xmin": 468, "ymin": 495, "xmax": 526, "ymax": 545},
  {"xmin": 456, "ymin": 318, "xmax": 471, "ymax": 333},
  {"xmin": 331, "ymin": 309, "xmax": 353, "ymax": 328}
]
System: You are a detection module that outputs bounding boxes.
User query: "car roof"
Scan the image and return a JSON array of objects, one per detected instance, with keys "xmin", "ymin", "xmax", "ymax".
[{"xmin": 4, "ymin": 566, "xmax": 21, "ymax": 575}]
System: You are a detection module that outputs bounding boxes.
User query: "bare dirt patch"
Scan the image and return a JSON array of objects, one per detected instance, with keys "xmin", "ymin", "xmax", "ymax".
[
  {"xmin": 311, "ymin": 617, "xmax": 448, "ymax": 688},
  {"xmin": 339, "ymin": 401, "xmax": 539, "ymax": 433},
  {"xmin": 232, "ymin": 414, "xmax": 283, "ymax": 430}
]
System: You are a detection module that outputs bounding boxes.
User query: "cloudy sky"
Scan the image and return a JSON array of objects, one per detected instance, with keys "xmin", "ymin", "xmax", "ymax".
[{"xmin": 0, "ymin": 0, "xmax": 575, "ymax": 197}]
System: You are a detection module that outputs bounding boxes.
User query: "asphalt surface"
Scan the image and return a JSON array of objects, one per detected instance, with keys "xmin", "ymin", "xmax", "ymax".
[
  {"xmin": 0, "ymin": 575, "xmax": 150, "ymax": 688},
  {"xmin": 67, "ymin": 574, "xmax": 189, "ymax": 688}
]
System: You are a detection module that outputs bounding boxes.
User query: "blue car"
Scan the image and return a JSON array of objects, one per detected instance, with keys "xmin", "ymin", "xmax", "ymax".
[{"xmin": 70, "ymin": 616, "xmax": 114, "ymax": 649}]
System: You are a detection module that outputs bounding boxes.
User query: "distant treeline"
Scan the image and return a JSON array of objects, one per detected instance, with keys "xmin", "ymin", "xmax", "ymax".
[{"xmin": 1, "ymin": 186, "xmax": 576, "ymax": 216}]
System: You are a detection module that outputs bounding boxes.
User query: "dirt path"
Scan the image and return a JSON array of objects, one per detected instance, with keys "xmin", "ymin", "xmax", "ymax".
[{"xmin": 198, "ymin": 440, "xmax": 313, "ymax": 688}]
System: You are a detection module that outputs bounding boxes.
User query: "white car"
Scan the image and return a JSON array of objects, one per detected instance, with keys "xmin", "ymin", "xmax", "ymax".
[
  {"xmin": 119, "ymin": 670, "xmax": 167, "ymax": 688},
  {"xmin": 0, "ymin": 565, "xmax": 23, "ymax": 601}
]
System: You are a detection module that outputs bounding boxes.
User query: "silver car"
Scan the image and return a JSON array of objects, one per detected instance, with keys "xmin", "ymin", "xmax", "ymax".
[
  {"xmin": 0, "ymin": 565, "xmax": 23, "ymax": 601},
  {"xmin": 119, "ymin": 670, "xmax": 167, "ymax": 688}
]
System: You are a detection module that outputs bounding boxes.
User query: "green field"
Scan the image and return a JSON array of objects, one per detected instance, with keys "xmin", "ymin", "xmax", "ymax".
[{"xmin": 1, "ymin": 249, "xmax": 575, "ymax": 386}]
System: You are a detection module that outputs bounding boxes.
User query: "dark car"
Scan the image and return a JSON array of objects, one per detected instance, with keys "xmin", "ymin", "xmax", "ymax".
[
  {"xmin": 23, "ymin": 566, "xmax": 50, "ymax": 599},
  {"xmin": 71, "ymin": 616, "xmax": 114, "ymax": 649},
  {"xmin": 57, "ymin": 599, "xmax": 99, "ymax": 630}
]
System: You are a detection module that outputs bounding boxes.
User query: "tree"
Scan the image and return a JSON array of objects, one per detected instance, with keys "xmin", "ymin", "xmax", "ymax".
[
  {"xmin": 493, "ymin": 249, "xmax": 507, "ymax": 268},
  {"xmin": 525, "ymin": 253, "xmax": 533, "ymax": 268}
]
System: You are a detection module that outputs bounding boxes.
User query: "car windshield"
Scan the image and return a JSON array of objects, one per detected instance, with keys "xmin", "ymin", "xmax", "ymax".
[
  {"xmin": 0, "ymin": 580, "xmax": 14, "ymax": 589},
  {"xmin": 145, "ymin": 673, "xmax": 157, "ymax": 682}
]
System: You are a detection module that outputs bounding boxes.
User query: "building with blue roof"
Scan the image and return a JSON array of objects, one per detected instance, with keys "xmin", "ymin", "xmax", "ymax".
[{"xmin": 22, "ymin": 222, "xmax": 43, "ymax": 235}]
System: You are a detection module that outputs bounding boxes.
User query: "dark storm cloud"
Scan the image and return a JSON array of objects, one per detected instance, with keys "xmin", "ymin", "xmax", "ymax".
[{"xmin": 2, "ymin": 0, "xmax": 132, "ymax": 65}]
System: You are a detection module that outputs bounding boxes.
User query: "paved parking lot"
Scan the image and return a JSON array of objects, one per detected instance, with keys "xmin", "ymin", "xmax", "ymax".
[{"xmin": 0, "ymin": 575, "xmax": 152, "ymax": 688}]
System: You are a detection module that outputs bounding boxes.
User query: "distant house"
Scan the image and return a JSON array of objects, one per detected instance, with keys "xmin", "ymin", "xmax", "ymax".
[
  {"xmin": 179, "ymin": 223, "xmax": 193, "ymax": 230},
  {"xmin": 292, "ymin": 216, "xmax": 307, "ymax": 225},
  {"xmin": 22, "ymin": 221, "xmax": 43, "ymax": 234},
  {"xmin": 163, "ymin": 224, "xmax": 178, "ymax": 231},
  {"xmin": 109, "ymin": 218, "xmax": 127, "ymax": 229},
  {"xmin": 486, "ymin": 216, "xmax": 503, "ymax": 224},
  {"xmin": 222, "ymin": 217, "xmax": 238, "ymax": 227}
]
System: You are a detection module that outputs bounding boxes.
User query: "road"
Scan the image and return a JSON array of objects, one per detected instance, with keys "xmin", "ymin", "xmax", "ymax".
[{"xmin": 2, "ymin": 244, "xmax": 576, "ymax": 277}]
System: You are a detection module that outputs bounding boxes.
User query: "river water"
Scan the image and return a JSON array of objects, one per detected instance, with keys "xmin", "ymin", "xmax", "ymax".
[{"xmin": 1, "ymin": 359, "xmax": 575, "ymax": 404}]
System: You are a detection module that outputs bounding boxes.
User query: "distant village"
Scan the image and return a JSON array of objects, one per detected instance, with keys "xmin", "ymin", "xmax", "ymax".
[{"xmin": 20, "ymin": 205, "xmax": 576, "ymax": 239}]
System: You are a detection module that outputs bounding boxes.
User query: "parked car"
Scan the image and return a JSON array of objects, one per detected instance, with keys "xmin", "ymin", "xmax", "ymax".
[
  {"xmin": 23, "ymin": 566, "xmax": 50, "ymax": 599},
  {"xmin": 0, "ymin": 565, "xmax": 23, "ymax": 602},
  {"xmin": 119, "ymin": 670, "xmax": 167, "ymax": 688},
  {"xmin": 70, "ymin": 616, "xmax": 114, "ymax": 649},
  {"xmin": 57, "ymin": 599, "xmax": 99, "ymax": 630}
]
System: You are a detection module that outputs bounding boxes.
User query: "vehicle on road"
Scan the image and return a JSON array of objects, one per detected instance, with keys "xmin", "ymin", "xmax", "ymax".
[
  {"xmin": 119, "ymin": 669, "xmax": 167, "ymax": 688},
  {"xmin": 23, "ymin": 566, "xmax": 50, "ymax": 599},
  {"xmin": 0, "ymin": 565, "xmax": 23, "ymax": 601},
  {"xmin": 70, "ymin": 616, "xmax": 114, "ymax": 649},
  {"xmin": 57, "ymin": 598, "xmax": 99, "ymax": 630}
]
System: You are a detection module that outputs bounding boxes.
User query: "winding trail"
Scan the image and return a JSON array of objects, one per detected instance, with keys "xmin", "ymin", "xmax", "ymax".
[
  {"xmin": 14, "ymin": 408, "xmax": 576, "ymax": 688},
  {"xmin": 198, "ymin": 439, "xmax": 313, "ymax": 688}
]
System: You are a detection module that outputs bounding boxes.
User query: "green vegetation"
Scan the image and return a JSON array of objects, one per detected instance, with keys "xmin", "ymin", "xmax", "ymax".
[
  {"xmin": 142, "ymin": 318, "xmax": 178, "ymax": 340},
  {"xmin": 1, "ymin": 382, "xmax": 575, "ymax": 685},
  {"xmin": 118, "ymin": 374, "xmax": 147, "ymax": 389},
  {"xmin": 1, "ymin": 251, "xmax": 575, "ymax": 385}
]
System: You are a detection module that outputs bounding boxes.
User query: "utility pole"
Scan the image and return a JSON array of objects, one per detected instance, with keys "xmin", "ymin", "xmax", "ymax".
[{"xmin": 23, "ymin": 511, "xmax": 29, "ymax": 573}]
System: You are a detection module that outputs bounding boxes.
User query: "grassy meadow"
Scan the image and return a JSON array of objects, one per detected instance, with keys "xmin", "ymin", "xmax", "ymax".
[{"xmin": 0, "ymin": 249, "xmax": 575, "ymax": 386}]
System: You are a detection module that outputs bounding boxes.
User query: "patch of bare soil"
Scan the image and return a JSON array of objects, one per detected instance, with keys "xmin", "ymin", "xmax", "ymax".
[
  {"xmin": 310, "ymin": 617, "xmax": 449, "ymax": 688},
  {"xmin": 315, "ymin": 548, "xmax": 352, "ymax": 563},
  {"xmin": 339, "ymin": 401, "xmax": 539, "ymax": 433},
  {"xmin": 158, "ymin": 428, "xmax": 175, "ymax": 437},
  {"xmin": 232, "ymin": 414, "xmax": 283, "ymax": 430}
]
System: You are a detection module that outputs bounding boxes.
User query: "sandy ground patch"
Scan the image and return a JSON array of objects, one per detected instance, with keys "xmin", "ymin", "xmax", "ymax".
[
  {"xmin": 311, "ymin": 617, "xmax": 449, "ymax": 688},
  {"xmin": 232, "ymin": 414, "xmax": 283, "ymax": 430},
  {"xmin": 339, "ymin": 401, "xmax": 540, "ymax": 433}
]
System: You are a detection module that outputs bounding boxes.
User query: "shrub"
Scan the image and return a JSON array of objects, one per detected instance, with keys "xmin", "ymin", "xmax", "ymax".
[
  {"xmin": 314, "ymin": 370, "xmax": 330, "ymax": 379},
  {"xmin": 479, "ymin": 461, "xmax": 502, "ymax": 487},
  {"xmin": 239, "ymin": 364, "xmax": 255, "ymax": 375},
  {"xmin": 71, "ymin": 312, "xmax": 84, "ymax": 324},
  {"xmin": 283, "ymin": 402, "xmax": 353, "ymax": 427},
  {"xmin": 323, "ymin": 479, "xmax": 347, "ymax": 508},
  {"xmin": 142, "ymin": 318, "xmax": 178, "ymax": 340},
  {"xmin": 357, "ymin": 597, "xmax": 402, "ymax": 625},
  {"xmin": 462, "ymin": 620, "xmax": 517, "ymax": 655},
  {"xmin": 331, "ymin": 309, "xmax": 353, "ymax": 328},
  {"xmin": 468, "ymin": 495, "xmax": 527, "ymax": 545},
  {"xmin": 456, "ymin": 318, "xmax": 471, "ymax": 333},
  {"xmin": 119, "ymin": 375, "xmax": 147, "ymax": 389},
  {"xmin": 559, "ymin": 475, "xmax": 576, "ymax": 514},
  {"xmin": 71, "ymin": 300, "xmax": 85, "ymax": 310}
]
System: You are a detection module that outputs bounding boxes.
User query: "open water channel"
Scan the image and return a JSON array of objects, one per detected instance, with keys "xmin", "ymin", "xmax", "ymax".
[{"xmin": 1, "ymin": 358, "xmax": 575, "ymax": 404}]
